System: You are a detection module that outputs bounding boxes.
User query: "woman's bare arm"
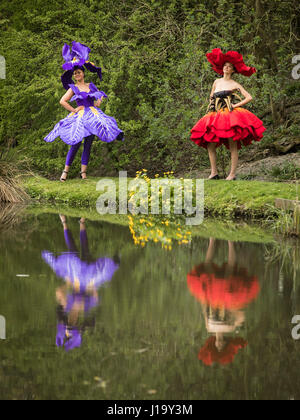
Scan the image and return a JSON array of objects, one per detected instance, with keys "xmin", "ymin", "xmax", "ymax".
[
  {"xmin": 210, "ymin": 80, "xmax": 217, "ymax": 99},
  {"xmin": 94, "ymin": 98, "xmax": 103, "ymax": 107},
  {"xmin": 232, "ymin": 83, "xmax": 253, "ymax": 108},
  {"xmin": 59, "ymin": 88, "xmax": 83, "ymax": 113}
]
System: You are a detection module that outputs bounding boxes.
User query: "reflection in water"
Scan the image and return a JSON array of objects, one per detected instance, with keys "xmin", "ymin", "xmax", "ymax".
[
  {"xmin": 1, "ymin": 209, "xmax": 300, "ymax": 399},
  {"xmin": 187, "ymin": 238, "xmax": 260, "ymax": 366},
  {"xmin": 128, "ymin": 214, "xmax": 192, "ymax": 250},
  {"xmin": 0, "ymin": 203, "xmax": 25, "ymax": 234},
  {"xmin": 41, "ymin": 215, "xmax": 120, "ymax": 351}
]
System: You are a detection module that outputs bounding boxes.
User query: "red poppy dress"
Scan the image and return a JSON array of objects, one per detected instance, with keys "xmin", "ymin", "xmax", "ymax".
[{"xmin": 190, "ymin": 89, "xmax": 266, "ymax": 150}]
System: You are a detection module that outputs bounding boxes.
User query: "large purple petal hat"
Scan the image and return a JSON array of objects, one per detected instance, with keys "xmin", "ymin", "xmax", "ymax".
[{"xmin": 61, "ymin": 41, "xmax": 103, "ymax": 90}]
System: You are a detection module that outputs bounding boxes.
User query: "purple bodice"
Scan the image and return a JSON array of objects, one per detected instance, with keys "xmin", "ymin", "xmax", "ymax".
[
  {"xmin": 44, "ymin": 82, "xmax": 124, "ymax": 145},
  {"xmin": 69, "ymin": 83, "xmax": 108, "ymax": 107}
]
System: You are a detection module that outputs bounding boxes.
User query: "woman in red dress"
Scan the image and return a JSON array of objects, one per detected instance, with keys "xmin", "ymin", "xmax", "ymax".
[{"xmin": 191, "ymin": 49, "xmax": 266, "ymax": 180}]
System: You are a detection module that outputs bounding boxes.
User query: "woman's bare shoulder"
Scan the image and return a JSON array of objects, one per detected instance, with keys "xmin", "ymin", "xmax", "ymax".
[{"xmin": 232, "ymin": 81, "xmax": 243, "ymax": 90}]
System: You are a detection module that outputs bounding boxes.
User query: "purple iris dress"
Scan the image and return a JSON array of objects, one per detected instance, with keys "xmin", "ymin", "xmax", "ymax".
[
  {"xmin": 42, "ymin": 228, "xmax": 119, "ymax": 351},
  {"xmin": 44, "ymin": 82, "xmax": 124, "ymax": 145}
]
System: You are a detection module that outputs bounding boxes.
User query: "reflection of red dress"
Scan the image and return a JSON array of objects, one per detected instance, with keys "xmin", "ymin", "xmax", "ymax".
[
  {"xmin": 187, "ymin": 262, "xmax": 260, "ymax": 310},
  {"xmin": 198, "ymin": 336, "xmax": 248, "ymax": 366}
]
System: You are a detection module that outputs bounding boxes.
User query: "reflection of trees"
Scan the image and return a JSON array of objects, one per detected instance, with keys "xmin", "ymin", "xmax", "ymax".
[{"xmin": 264, "ymin": 240, "xmax": 300, "ymax": 312}]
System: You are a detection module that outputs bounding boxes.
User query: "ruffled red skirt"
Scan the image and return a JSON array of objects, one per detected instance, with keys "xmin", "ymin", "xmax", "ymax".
[
  {"xmin": 187, "ymin": 263, "xmax": 260, "ymax": 310},
  {"xmin": 190, "ymin": 107, "xmax": 266, "ymax": 150}
]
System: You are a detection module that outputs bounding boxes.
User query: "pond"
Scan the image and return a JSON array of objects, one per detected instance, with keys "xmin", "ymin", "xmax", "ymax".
[{"xmin": 0, "ymin": 205, "xmax": 299, "ymax": 400}]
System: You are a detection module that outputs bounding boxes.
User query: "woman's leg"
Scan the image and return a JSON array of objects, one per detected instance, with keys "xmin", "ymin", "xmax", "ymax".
[
  {"xmin": 226, "ymin": 138, "xmax": 238, "ymax": 180},
  {"xmin": 225, "ymin": 240, "xmax": 237, "ymax": 276},
  {"xmin": 61, "ymin": 142, "xmax": 82, "ymax": 180},
  {"xmin": 205, "ymin": 237, "xmax": 216, "ymax": 263},
  {"xmin": 79, "ymin": 218, "xmax": 92, "ymax": 262},
  {"xmin": 80, "ymin": 135, "xmax": 94, "ymax": 179},
  {"xmin": 202, "ymin": 237, "xmax": 216, "ymax": 271},
  {"xmin": 227, "ymin": 240, "xmax": 236, "ymax": 267},
  {"xmin": 207, "ymin": 142, "xmax": 218, "ymax": 178},
  {"xmin": 59, "ymin": 215, "xmax": 78, "ymax": 253}
]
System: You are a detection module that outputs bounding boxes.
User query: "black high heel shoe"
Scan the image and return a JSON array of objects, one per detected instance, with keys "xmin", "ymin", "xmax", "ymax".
[
  {"xmin": 80, "ymin": 171, "xmax": 87, "ymax": 180},
  {"xmin": 208, "ymin": 174, "xmax": 220, "ymax": 180}
]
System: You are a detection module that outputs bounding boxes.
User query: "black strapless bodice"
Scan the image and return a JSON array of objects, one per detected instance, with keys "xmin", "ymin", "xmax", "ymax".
[
  {"xmin": 207, "ymin": 88, "xmax": 242, "ymax": 113},
  {"xmin": 213, "ymin": 90, "xmax": 234, "ymax": 99}
]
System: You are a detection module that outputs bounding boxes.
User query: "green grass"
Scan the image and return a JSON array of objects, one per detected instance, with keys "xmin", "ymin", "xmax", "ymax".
[
  {"xmin": 22, "ymin": 175, "xmax": 299, "ymax": 220},
  {"xmin": 203, "ymin": 179, "xmax": 299, "ymax": 218}
]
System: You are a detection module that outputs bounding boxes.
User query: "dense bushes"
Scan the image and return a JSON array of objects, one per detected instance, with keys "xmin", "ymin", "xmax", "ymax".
[{"xmin": 0, "ymin": 0, "xmax": 299, "ymax": 177}]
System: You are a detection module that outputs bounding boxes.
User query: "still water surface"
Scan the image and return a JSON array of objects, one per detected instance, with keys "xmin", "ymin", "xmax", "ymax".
[{"xmin": 0, "ymin": 209, "xmax": 299, "ymax": 400}]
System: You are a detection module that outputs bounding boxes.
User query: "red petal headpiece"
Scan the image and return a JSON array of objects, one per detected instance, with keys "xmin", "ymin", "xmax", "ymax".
[
  {"xmin": 198, "ymin": 337, "xmax": 248, "ymax": 366},
  {"xmin": 206, "ymin": 48, "xmax": 256, "ymax": 77}
]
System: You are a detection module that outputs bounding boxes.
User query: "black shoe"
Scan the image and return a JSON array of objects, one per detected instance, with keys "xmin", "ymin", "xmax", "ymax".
[
  {"xmin": 113, "ymin": 255, "xmax": 121, "ymax": 265},
  {"xmin": 116, "ymin": 132, "xmax": 124, "ymax": 141},
  {"xmin": 80, "ymin": 171, "xmax": 87, "ymax": 180},
  {"xmin": 208, "ymin": 174, "xmax": 220, "ymax": 180}
]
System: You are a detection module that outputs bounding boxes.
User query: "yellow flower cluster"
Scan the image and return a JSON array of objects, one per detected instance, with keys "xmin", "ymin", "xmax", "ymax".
[
  {"xmin": 127, "ymin": 214, "xmax": 192, "ymax": 251},
  {"xmin": 135, "ymin": 170, "xmax": 175, "ymax": 179},
  {"xmin": 128, "ymin": 216, "xmax": 149, "ymax": 247},
  {"xmin": 127, "ymin": 171, "xmax": 192, "ymax": 250},
  {"xmin": 135, "ymin": 169, "xmax": 151, "ymax": 184}
]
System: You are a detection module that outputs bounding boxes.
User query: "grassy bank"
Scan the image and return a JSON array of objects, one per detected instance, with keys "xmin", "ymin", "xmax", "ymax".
[{"xmin": 22, "ymin": 175, "xmax": 298, "ymax": 219}]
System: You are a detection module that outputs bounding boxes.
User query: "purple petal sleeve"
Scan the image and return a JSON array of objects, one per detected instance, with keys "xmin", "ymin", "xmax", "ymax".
[{"xmin": 89, "ymin": 91, "xmax": 108, "ymax": 100}]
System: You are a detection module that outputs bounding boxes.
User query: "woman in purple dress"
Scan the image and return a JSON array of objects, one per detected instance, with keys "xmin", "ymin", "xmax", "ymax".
[
  {"xmin": 42, "ymin": 215, "xmax": 120, "ymax": 351},
  {"xmin": 44, "ymin": 41, "xmax": 124, "ymax": 182}
]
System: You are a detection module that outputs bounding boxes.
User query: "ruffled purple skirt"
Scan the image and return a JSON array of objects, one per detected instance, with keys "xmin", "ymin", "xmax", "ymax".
[{"xmin": 44, "ymin": 106, "xmax": 124, "ymax": 145}]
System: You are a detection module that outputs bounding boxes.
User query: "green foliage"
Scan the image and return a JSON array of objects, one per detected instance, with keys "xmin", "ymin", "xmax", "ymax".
[
  {"xmin": 0, "ymin": 0, "xmax": 299, "ymax": 177},
  {"xmin": 269, "ymin": 162, "xmax": 300, "ymax": 181}
]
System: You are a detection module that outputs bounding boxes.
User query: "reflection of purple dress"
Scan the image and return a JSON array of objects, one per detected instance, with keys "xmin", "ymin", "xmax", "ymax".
[
  {"xmin": 44, "ymin": 82, "xmax": 124, "ymax": 145},
  {"xmin": 42, "ymin": 229, "xmax": 119, "ymax": 293},
  {"xmin": 42, "ymin": 228, "xmax": 119, "ymax": 352}
]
